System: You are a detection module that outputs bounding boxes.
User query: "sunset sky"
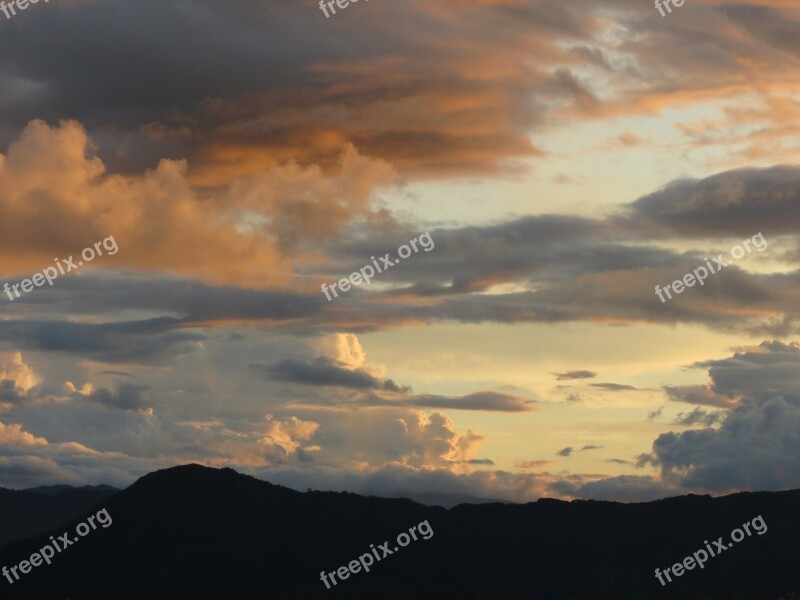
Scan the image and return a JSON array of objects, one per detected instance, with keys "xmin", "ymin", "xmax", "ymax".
[{"xmin": 1, "ymin": 0, "xmax": 800, "ymax": 502}]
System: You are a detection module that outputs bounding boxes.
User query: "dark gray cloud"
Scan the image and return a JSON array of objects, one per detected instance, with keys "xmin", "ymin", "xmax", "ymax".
[
  {"xmin": 673, "ymin": 408, "xmax": 724, "ymax": 427},
  {"xmin": 0, "ymin": 379, "xmax": 27, "ymax": 404},
  {"xmin": 0, "ymin": 318, "xmax": 205, "ymax": 364},
  {"xmin": 625, "ymin": 166, "xmax": 800, "ymax": 237},
  {"xmin": 0, "ymin": 275, "xmax": 323, "ymax": 323},
  {"xmin": 557, "ymin": 446, "xmax": 573, "ymax": 457},
  {"xmin": 643, "ymin": 395, "xmax": 800, "ymax": 493},
  {"xmin": 298, "ymin": 193, "xmax": 798, "ymax": 336},
  {"xmin": 637, "ymin": 341, "xmax": 800, "ymax": 492},
  {"xmin": 590, "ymin": 383, "xmax": 636, "ymax": 391},
  {"xmin": 321, "ymin": 215, "xmax": 670, "ymax": 295},
  {"xmin": 253, "ymin": 357, "xmax": 410, "ymax": 392},
  {"xmin": 552, "ymin": 370, "xmax": 597, "ymax": 381},
  {"xmin": 397, "ymin": 392, "xmax": 534, "ymax": 413},
  {"xmin": 695, "ymin": 340, "xmax": 800, "ymax": 403},
  {"xmin": 294, "ymin": 448, "xmax": 315, "ymax": 464},
  {"xmin": 0, "ymin": 456, "xmax": 84, "ymax": 489},
  {"xmin": 0, "ymin": 1, "xmax": 323, "ymax": 157},
  {"xmin": 0, "ymin": 0, "xmax": 576, "ymax": 177},
  {"xmin": 663, "ymin": 385, "xmax": 738, "ymax": 409},
  {"xmin": 580, "ymin": 444, "xmax": 603, "ymax": 451},
  {"xmin": 665, "ymin": 341, "xmax": 800, "ymax": 409},
  {"xmin": 517, "ymin": 459, "xmax": 554, "ymax": 469},
  {"xmin": 80, "ymin": 383, "xmax": 150, "ymax": 411},
  {"xmin": 646, "ymin": 406, "xmax": 663, "ymax": 422}
]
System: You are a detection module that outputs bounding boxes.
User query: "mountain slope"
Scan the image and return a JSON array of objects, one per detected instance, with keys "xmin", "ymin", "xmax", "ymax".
[
  {"xmin": 0, "ymin": 464, "xmax": 796, "ymax": 599},
  {"xmin": 0, "ymin": 485, "xmax": 118, "ymax": 546}
]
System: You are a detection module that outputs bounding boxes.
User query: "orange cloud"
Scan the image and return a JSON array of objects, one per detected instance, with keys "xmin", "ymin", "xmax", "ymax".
[{"xmin": 0, "ymin": 121, "xmax": 395, "ymax": 286}]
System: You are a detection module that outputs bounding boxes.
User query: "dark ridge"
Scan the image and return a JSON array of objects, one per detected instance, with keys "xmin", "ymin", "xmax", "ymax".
[
  {"xmin": 23, "ymin": 485, "xmax": 118, "ymax": 497},
  {"xmin": 0, "ymin": 484, "xmax": 118, "ymax": 546},
  {"xmin": 0, "ymin": 464, "xmax": 796, "ymax": 599}
]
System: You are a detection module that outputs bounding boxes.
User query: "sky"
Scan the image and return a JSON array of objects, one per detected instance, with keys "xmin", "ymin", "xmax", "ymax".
[{"xmin": 1, "ymin": 0, "xmax": 800, "ymax": 502}]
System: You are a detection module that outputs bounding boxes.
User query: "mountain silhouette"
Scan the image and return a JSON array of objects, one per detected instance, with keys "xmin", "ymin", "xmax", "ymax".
[
  {"xmin": 0, "ymin": 484, "xmax": 118, "ymax": 546},
  {"xmin": 0, "ymin": 464, "xmax": 796, "ymax": 599},
  {"xmin": 22, "ymin": 484, "xmax": 117, "ymax": 497}
]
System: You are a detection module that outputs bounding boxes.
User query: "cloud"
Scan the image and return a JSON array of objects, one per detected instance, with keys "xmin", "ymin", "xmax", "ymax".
[
  {"xmin": 674, "ymin": 408, "xmax": 725, "ymax": 427},
  {"xmin": 665, "ymin": 341, "xmax": 800, "ymax": 410},
  {"xmin": 250, "ymin": 347, "xmax": 532, "ymax": 412},
  {"xmin": 694, "ymin": 340, "xmax": 800, "ymax": 403},
  {"xmin": 259, "ymin": 415, "xmax": 320, "ymax": 461},
  {"xmin": 253, "ymin": 357, "xmax": 410, "ymax": 393},
  {"xmin": 626, "ymin": 166, "xmax": 800, "ymax": 237},
  {"xmin": 590, "ymin": 383, "xmax": 636, "ymax": 391},
  {"xmin": 4, "ymin": 0, "xmax": 800, "ymax": 504},
  {"xmin": 466, "ymin": 458, "xmax": 495, "ymax": 466},
  {"xmin": 1, "ymin": 160, "xmax": 798, "ymax": 347},
  {"xmin": 0, "ymin": 352, "xmax": 36, "ymax": 392},
  {"xmin": 0, "ymin": 422, "xmax": 47, "ymax": 447},
  {"xmin": 294, "ymin": 204, "xmax": 799, "ymax": 337},
  {"xmin": 557, "ymin": 446, "xmax": 573, "ymax": 457},
  {"xmin": 398, "ymin": 391, "xmax": 534, "ymax": 413},
  {"xmin": 73, "ymin": 383, "xmax": 150, "ymax": 411},
  {"xmin": 4, "ymin": 0, "xmax": 800, "ymax": 181},
  {"xmin": 663, "ymin": 385, "xmax": 738, "ymax": 409},
  {"xmin": 580, "ymin": 444, "xmax": 603, "ymax": 451},
  {"xmin": 0, "ymin": 121, "xmax": 395, "ymax": 286},
  {"xmin": 261, "ymin": 462, "xmax": 684, "ymax": 504},
  {"xmin": 0, "ymin": 318, "xmax": 207, "ymax": 364},
  {"xmin": 642, "ymin": 394, "xmax": 800, "ymax": 493},
  {"xmin": 517, "ymin": 459, "xmax": 554, "ymax": 470},
  {"xmin": 313, "ymin": 334, "xmax": 368, "ymax": 371},
  {"xmin": 552, "ymin": 370, "xmax": 597, "ymax": 381},
  {"xmin": 0, "ymin": 380, "xmax": 27, "ymax": 405},
  {"xmin": 257, "ymin": 462, "xmax": 554, "ymax": 504},
  {"xmin": 0, "ymin": 416, "xmax": 174, "ymax": 489},
  {"xmin": 0, "ymin": 0, "xmax": 564, "ymax": 180},
  {"xmin": 551, "ymin": 475, "xmax": 678, "ymax": 503},
  {"xmin": 617, "ymin": 132, "xmax": 642, "ymax": 147},
  {"xmin": 3, "ymin": 0, "xmax": 800, "ymax": 184},
  {"xmin": 336, "ymin": 410, "xmax": 487, "ymax": 473},
  {"xmin": 634, "ymin": 341, "xmax": 800, "ymax": 493}
]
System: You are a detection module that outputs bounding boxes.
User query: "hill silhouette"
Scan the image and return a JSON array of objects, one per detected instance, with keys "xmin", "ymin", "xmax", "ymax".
[
  {"xmin": 0, "ymin": 484, "xmax": 118, "ymax": 546},
  {"xmin": 0, "ymin": 464, "xmax": 796, "ymax": 599}
]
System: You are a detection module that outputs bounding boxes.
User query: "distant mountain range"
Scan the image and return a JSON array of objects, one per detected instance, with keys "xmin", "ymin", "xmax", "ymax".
[
  {"xmin": 0, "ymin": 484, "xmax": 117, "ymax": 546},
  {"xmin": 0, "ymin": 464, "xmax": 797, "ymax": 599},
  {"xmin": 22, "ymin": 484, "xmax": 117, "ymax": 497},
  {"xmin": 362, "ymin": 489, "xmax": 509, "ymax": 508}
]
